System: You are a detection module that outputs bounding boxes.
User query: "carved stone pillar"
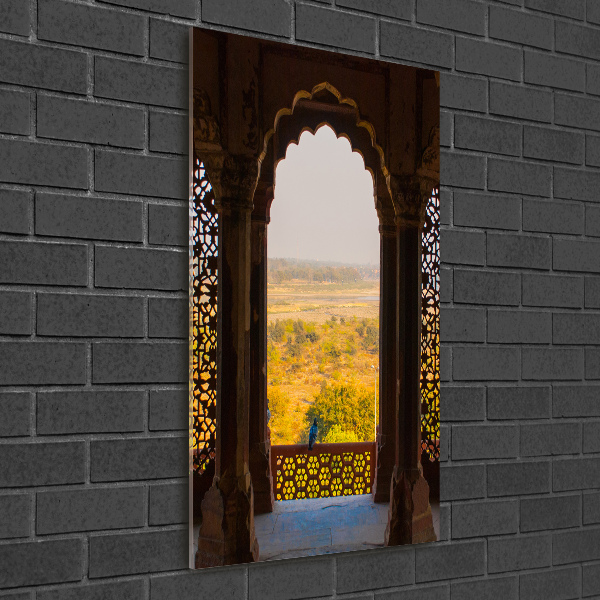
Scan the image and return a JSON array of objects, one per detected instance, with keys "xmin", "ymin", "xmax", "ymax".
[
  {"xmin": 385, "ymin": 179, "xmax": 436, "ymax": 546},
  {"xmin": 249, "ymin": 184, "xmax": 275, "ymax": 514},
  {"xmin": 372, "ymin": 218, "xmax": 398, "ymax": 503},
  {"xmin": 196, "ymin": 154, "xmax": 260, "ymax": 567}
]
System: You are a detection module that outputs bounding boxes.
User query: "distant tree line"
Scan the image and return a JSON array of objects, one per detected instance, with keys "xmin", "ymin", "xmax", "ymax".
[{"xmin": 268, "ymin": 258, "xmax": 379, "ymax": 283}]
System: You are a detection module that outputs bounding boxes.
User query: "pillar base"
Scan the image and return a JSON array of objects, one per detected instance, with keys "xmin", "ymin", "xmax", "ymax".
[
  {"xmin": 385, "ymin": 465, "xmax": 436, "ymax": 545},
  {"xmin": 250, "ymin": 442, "xmax": 274, "ymax": 514},
  {"xmin": 196, "ymin": 473, "xmax": 259, "ymax": 567}
]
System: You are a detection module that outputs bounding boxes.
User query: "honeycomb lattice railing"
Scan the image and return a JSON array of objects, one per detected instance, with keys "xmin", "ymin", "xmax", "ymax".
[{"xmin": 270, "ymin": 442, "xmax": 376, "ymax": 501}]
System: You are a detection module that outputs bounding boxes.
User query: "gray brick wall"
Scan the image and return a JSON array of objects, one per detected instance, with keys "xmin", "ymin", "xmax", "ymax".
[{"xmin": 0, "ymin": 0, "xmax": 599, "ymax": 598}]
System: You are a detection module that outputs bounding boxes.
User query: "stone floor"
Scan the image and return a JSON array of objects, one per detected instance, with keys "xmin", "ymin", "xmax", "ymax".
[{"xmin": 192, "ymin": 494, "xmax": 441, "ymax": 563}]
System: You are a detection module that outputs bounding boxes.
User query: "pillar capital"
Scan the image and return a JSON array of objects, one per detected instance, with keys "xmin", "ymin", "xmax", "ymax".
[{"xmin": 391, "ymin": 175, "xmax": 435, "ymax": 229}]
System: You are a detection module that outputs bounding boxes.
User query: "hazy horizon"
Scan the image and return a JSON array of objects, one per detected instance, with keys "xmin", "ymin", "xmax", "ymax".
[{"xmin": 268, "ymin": 125, "xmax": 380, "ymax": 265}]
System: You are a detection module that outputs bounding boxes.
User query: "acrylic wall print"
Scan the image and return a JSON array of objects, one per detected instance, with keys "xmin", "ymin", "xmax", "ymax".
[{"xmin": 189, "ymin": 26, "xmax": 440, "ymax": 568}]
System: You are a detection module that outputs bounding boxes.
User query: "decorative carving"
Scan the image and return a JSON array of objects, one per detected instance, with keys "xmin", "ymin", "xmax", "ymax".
[
  {"xmin": 242, "ymin": 66, "xmax": 259, "ymax": 151},
  {"xmin": 391, "ymin": 176, "xmax": 430, "ymax": 227},
  {"xmin": 421, "ymin": 188, "xmax": 440, "ymax": 462},
  {"xmin": 420, "ymin": 125, "xmax": 440, "ymax": 174},
  {"xmin": 193, "ymin": 88, "xmax": 221, "ymax": 150}
]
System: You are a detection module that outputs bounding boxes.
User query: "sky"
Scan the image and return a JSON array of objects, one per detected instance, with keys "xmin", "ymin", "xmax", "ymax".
[{"xmin": 268, "ymin": 125, "xmax": 380, "ymax": 265}]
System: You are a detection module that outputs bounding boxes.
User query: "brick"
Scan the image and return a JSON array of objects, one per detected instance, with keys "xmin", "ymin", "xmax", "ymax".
[
  {"xmin": 203, "ymin": 0, "xmax": 290, "ymax": 37},
  {"xmin": 487, "ymin": 460, "xmax": 550, "ymax": 496},
  {"xmin": 377, "ymin": 585, "xmax": 449, "ymax": 600},
  {"xmin": 488, "ymin": 310, "xmax": 551, "ymax": 344},
  {"xmin": 553, "ymin": 385, "xmax": 600, "ymax": 417},
  {"xmin": 553, "ymin": 457, "xmax": 600, "ymax": 491},
  {"xmin": 524, "ymin": 0, "xmax": 584, "ymax": 19},
  {"xmin": 440, "ymin": 464, "xmax": 485, "ymax": 501},
  {"xmin": 149, "ymin": 110, "xmax": 187, "ymax": 154},
  {"xmin": 590, "ymin": 0, "xmax": 600, "ymax": 24},
  {"xmin": 0, "ymin": 539, "xmax": 82, "ymax": 588},
  {"xmin": 522, "ymin": 347, "xmax": 584, "ymax": 380},
  {"xmin": 38, "ymin": 95, "xmax": 144, "ymax": 149},
  {"xmin": 440, "ymin": 111, "xmax": 452, "ymax": 148},
  {"xmin": 417, "ymin": 0, "xmax": 485, "ymax": 35},
  {"xmin": 149, "ymin": 298, "xmax": 187, "ymax": 339},
  {"xmin": 525, "ymin": 50, "xmax": 585, "ymax": 92},
  {"xmin": 37, "ymin": 486, "xmax": 144, "ymax": 534},
  {"xmin": 37, "ymin": 391, "xmax": 144, "ymax": 434},
  {"xmin": 555, "ymin": 167, "xmax": 600, "ymax": 203},
  {"xmin": 38, "ymin": 580, "xmax": 145, "ymax": 600},
  {"xmin": 583, "ymin": 562, "xmax": 600, "ymax": 597},
  {"xmin": 454, "ymin": 115, "xmax": 521, "ymax": 157},
  {"xmin": 440, "ymin": 386, "xmax": 485, "ymax": 421},
  {"xmin": 554, "ymin": 239, "xmax": 600, "ymax": 273},
  {"xmin": 490, "ymin": 5, "xmax": 553, "ymax": 49},
  {"xmin": 440, "ymin": 151, "xmax": 485, "ymax": 189},
  {"xmin": 490, "ymin": 82, "xmax": 552, "ymax": 123},
  {"xmin": 415, "ymin": 540, "xmax": 485, "ymax": 582},
  {"xmin": 487, "ymin": 233, "xmax": 551, "ymax": 270},
  {"xmin": 95, "ymin": 149, "xmax": 187, "ymax": 199},
  {"xmin": 487, "ymin": 385, "xmax": 550, "ymax": 420},
  {"xmin": 587, "ymin": 276, "xmax": 600, "ymax": 308},
  {"xmin": 0, "ymin": 441, "xmax": 85, "ymax": 487},
  {"xmin": 456, "ymin": 37, "xmax": 521, "ymax": 81},
  {"xmin": 521, "ymin": 422, "xmax": 581, "ymax": 456},
  {"xmin": 150, "ymin": 19, "xmax": 187, "ymax": 64},
  {"xmin": 584, "ymin": 421, "xmax": 600, "ymax": 453},
  {"xmin": 488, "ymin": 158, "xmax": 551, "ymax": 197},
  {"xmin": 149, "ymin": 204, "xmax": 188, "ymax": 246},
  {"xmin": 556, "ymin": 21, "xmax": 600, "ymax": 60},
  {"xmin": 336, "ymin": 0, "xmax": 412, "ymax": 19},
  {"xmin": 92, "ymin": 341, "xmax": 187, "ymax": 383},
  {"xmin": 453, "ymin": 192, "xmax": 520, "ymax": 230},
  {"xmin": 440, "ymin": 73, "xmax": 487, "ymax": 112},
  {"xmin": 38, "ymin": 0, "xmax": 144, "ymax": 55},
  {"xmin": 523, "ymin": 274, "xmax": 583, "ymax": 308},
  {"xmin": 0, "ymin": 38, "xmax": 87, "ymax": 93},
  {"xmin": 453, "ymin": 347, "xmax": 520, "ymax": 381},
  {"xmin": 440, "ymin": 266, "xmax": 453, "ymax": 303},
  {"xmin": 36, "ymin": 193, "xmax": 143, "ymax": 242},
  {"xmin": 380, "ymin": 21, "xmax": 453, "ymax": 69},
  {"xmin": 587, "ymin": 205, "xmax": 600, "ymax": 237},
  {"xmin": 149, "ymin": 482, "xmax": 187, "ymax": 525},
  {"xmin": 37, "ymin": 293, "xmax": 143, "ymax": 338},
  {"xmin": 454, "ymin": 269, "xmax": 520, "ymax": 306},
  {"xmin": 587, "ymin": 135, "xmax": 600, "ymax": 166},
  {"xmin": 91, "ymin": 437, "xmax": 187, "ymax": 482},
  {"xmin": 0, "ymin": 292, "xmax": 31, "ymax": 335},
  {"xmin": 0, "ymin": 139, "xmax": 88, "ymax": 189},
  {"xmin": 553, "ymin": 527, "xmax": 600, "ymax": 564},
  {"xmin": 90, "ymin": 529, "xmax": 187, "ymax": 577},
  {"xmin": 524, "ymin": 126, "xmax": 584, "ymax": 164},
  {"xmin": 453, "ymin": 424, "xmax": 518, "ymax": 460},
  {"xmin": 584, "ymin": 492, "xmax": 600, "ymax": 524},
  {"xmin": 0, "ymin": 495, "xmax": 29, "ymax": 539},
  {"xmin": 0, "ymin": 189, "xmax": 30, "ymax": 235},
  {"xmin": 0, "ymin": 240, "xmax": 87, "ymax": 286},
  {"xmin": 249, "ymin": 556, "xmax": 334, "ymax": 600},
  {"xmin": 0, "ymin": 393, "xmax": 31, "ymax": 437},
  {"xmin": 296, "ymin": 4, "xmax": 375, "ymax": 54},
  {"xmin": 520, "ymin": 567, "xmax": 580, "ymax": 600},
  {"xmin": 555, "ymin": 93, "xmax": 600, "ymax": 131},
  {"xmin": 151, "ymin": 568, "xmax": 246, "ymax": 600},
  {"xmin": 95, "ymin": 57, "xmax": 186, "ymax": 109},
  {"xmin": 489, "ymin": 534, "xmax": 551, "ymax": 573},
  {"xmin": 451, "ymin": 577, "xmax": 518, "ymax": 600},
  {"xmin": 589, "ymin": 63, "xmax": 600, "ymax": 96},
  {"xmin": 336, "ymin": 546, "xmax": 414, "ymax": 593},
  {"xmin": 440, "ymin": 307, "xmax": 485, "ymax": 342},
  {"xmin": 523, "ymin": 198, "xmax": 584, "ymax": 235},
  {"xmin": 0, "ymin": 89, "xmax": 29, "ymax": 135},
  {"xmin": 439, "ymin": 230, "xmax": 484, "ymax": 265},
  {"xmin": 98, "ymin": 0, "xmax": 195, "ymax": 18},
  {"xmin": 95, "ymin": 246, "xmax": 186, "ymax": 291},
  {"xmin": 452, "ymin": 500, "xmax": 519, "ymax": 539},
  {"xmin": 587, "ymin": 347, "xmax": 600, "ymax": 379},
  {"xmin": 149, "ymin": 388, "xmax": 187, "ymax": 430},
  {"xmin": 554, "ymin": 313, "xmax": 600, "ymax": 345},
  {"xmin": 0, "ymin": 0, "xmax": 29, "ymax": 35},
  {"xmin": 0, "ymin": 342, "xmax": 86, "ymax": 385},
  {"xmin": 521, "ymin": 494, "xmax": 581, "ymax": 532}
]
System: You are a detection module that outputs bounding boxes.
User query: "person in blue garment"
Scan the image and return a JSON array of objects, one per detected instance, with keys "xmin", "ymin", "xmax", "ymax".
[{"xmin": 308, "ymin": 418, "xmax": 318, "ymax": 450}]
